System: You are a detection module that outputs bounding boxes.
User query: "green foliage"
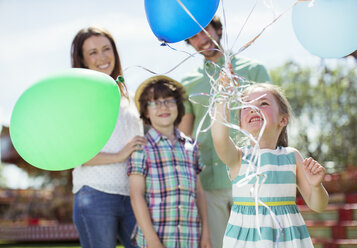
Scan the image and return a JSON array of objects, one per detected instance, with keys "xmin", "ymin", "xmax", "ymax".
[{"xmin": 271, "ymin": 61, "xmax": 357, "ymax": 170}]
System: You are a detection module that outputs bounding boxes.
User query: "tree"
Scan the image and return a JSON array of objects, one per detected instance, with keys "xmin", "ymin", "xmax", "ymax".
[{"xmin": 270, "ymin": 61, "xmax": 357, "ymax": 171}]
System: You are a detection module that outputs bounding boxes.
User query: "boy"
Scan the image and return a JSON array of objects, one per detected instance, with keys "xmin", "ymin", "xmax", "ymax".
[{"xmin": 128, "ymin": 75, "xmax": 211, "ymax": 248}]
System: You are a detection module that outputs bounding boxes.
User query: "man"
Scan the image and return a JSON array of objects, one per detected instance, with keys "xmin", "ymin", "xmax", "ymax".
[{"xmin": 179, "ymin": 16, "xmax": 271, "ymax": 248}]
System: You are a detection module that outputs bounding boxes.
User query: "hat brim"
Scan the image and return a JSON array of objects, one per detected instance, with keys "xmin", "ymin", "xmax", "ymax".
[{"xmin": 134, "ymin": 75, "xmax": 184, "ymax": 111}]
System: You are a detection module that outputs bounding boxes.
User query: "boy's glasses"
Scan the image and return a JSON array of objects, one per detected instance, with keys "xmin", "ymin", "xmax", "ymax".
[{"xmin": 147, "ymin": 99, "xmax": 177, "ymax": 109}]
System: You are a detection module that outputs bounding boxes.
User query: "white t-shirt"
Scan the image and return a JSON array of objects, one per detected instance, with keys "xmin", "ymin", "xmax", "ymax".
[{"xmin": 72, "ymin": 97, "xmax": 143, "ymax": 195}]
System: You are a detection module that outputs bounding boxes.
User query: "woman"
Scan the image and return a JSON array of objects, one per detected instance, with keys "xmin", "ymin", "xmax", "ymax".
[{"xmin": 71, "ymin": 26, "xmax": 146, "ymax": 248}]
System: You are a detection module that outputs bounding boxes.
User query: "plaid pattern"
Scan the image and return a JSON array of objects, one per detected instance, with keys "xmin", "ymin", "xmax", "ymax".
[{"xmin": 128, "ymin": 128, "xmax": 204, "ymax": 248}]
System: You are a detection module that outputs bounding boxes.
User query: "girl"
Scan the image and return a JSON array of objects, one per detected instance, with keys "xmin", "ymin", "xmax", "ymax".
[
  {"xmin": 71, "ymin": 26, "xmax": 146, "ymax": 248},
  {"xmin": 211, "ymin": 83, "xmax": 328, "ymax": 247}
]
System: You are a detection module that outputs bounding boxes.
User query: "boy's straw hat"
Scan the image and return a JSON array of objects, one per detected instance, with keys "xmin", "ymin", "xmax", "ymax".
[{"xmin": 134, "ymin": 75, "xmax": 184, "ymax": 111}]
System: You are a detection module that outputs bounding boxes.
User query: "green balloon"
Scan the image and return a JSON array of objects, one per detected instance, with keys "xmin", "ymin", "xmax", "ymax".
[{"xmin": 10, "ymin": 69, "xmax": 121, "ymax": 171}]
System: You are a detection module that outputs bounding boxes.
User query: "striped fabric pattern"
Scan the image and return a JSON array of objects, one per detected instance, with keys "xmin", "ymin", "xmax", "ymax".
[
  {"xmin": 223, "ymin": 146, "xmax": 314, "ymax": 248},
  {"xmin": 128, "ymin": 128, "xmax": 203, "ymax": 248}
]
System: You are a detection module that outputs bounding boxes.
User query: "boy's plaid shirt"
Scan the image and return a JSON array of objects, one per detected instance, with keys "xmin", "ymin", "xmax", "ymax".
[{"xmin": 128, "ymin": 127, "xmax": 204, "ymax": 248}]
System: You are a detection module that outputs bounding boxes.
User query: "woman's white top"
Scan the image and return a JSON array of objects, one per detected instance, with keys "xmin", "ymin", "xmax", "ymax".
[{"xmin": 72, "ymin": 96, "xmax": 143, "ymax": 195}]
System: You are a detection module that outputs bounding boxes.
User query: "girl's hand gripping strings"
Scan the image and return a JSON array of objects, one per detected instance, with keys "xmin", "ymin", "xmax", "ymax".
[{"xmin": 218, "ymin": 63, "xmax": 238, "ymax": 89}]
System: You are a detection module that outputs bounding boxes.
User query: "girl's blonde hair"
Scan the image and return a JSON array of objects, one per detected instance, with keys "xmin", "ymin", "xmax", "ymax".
[{"xmin": 240, "ymin": 83, "xmax": 292, "ymax": 147}]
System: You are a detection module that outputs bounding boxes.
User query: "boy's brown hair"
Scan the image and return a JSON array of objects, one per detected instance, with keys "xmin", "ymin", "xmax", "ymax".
[{"xmin": 135, "ymin": 76, "xmax": 186, "ymax": 126}]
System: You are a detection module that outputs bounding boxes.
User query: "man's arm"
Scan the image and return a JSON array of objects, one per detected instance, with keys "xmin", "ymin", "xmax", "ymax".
[{"xmin": 178, "ymin": 113, "xmax": 195, "ymax": 137}]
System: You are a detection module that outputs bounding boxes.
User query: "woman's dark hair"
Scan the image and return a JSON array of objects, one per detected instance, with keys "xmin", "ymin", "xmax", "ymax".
[
  {"xmin": 138, "ymin": 79, "xmax": 186, "ymax": 126},
  {"xmin": 71, "ymin": 26, "xmax": 128, "ymax": 97}
]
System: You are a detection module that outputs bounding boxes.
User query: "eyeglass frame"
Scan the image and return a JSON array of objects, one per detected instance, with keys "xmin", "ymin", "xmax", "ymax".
[{"xmin": 147, "ymin": 98, "xmax": 177, "ymax": 109}]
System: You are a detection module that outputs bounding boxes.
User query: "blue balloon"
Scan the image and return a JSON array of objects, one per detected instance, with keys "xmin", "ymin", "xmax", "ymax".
[
  {"xmin": 292, "ymin": 0, "xmax": 357, "ymax": 58},
  {"xmin": 145, "ymin": 0, "xmax": 220, "ymax": 43}
]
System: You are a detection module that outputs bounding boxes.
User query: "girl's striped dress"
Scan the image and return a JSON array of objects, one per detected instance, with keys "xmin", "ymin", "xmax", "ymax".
[{"xmin": 223, "ymin": 146, "xmax": 314, "ymax": 248}]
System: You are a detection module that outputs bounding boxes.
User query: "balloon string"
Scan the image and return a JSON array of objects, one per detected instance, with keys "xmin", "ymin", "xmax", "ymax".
[
  {"xmin": 297, "ymin": 0, "xmax": 315, "ymax": 7},
  {"xmin": 175, "ymin": 0, "xmax": 224, "ymax": 54},
  {"xmin": 161, "ymin": 42, "xmax": 196, "ymax": 58},
  {"xmin": 263, "ymin": 0, "xmax": 277, "ymax": 18},
  {"xmin": 188, "ymin": 59, "xmax": 267, "ymax": 148},
  {"xmin": 220, "ymin": 0, "xmax": 229, "ymax": 51},
  {"xmin": 230, "ymin": 0, "xmax": 259, "ymax": 52},
  {"xmin": 122, "ymin": 48, "xmax": 222, "ymax": 76},
  {"xmin": 308, "ymin": 0, "xmax": 315, "ymax": 7},
  {"xmin": 232, "ymin": 0, "xmax": 302, "ymax": 57}
]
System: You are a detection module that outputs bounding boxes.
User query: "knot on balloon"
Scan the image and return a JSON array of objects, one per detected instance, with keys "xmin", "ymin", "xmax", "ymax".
[{"xmin": 116, "ymin": 76, "xmax": 125, "ymax": 84}]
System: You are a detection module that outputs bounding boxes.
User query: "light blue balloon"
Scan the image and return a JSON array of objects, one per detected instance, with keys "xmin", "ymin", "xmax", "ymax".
[
  {"xmin": 292, "ymin": 0, "xmax": 357, "ymax": 58},
  {"xmin": 145, "ymin": 0, "xmax": 220, "ymax": 43}
]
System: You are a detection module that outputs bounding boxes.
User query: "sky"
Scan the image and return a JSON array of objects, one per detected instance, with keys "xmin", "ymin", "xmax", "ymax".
[
  {"xmin": 0, "ymin": 0, "xmax": 327, "ymax": 126},
  {"xmin": 0, "ymin": 0, "xmax": 353, "ymax": 188}
]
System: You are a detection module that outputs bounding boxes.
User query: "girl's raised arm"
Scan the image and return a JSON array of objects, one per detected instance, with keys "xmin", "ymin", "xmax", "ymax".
[{"xmin": 211, "ymin": 99, "xmax": 242, "ymax": 176}]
